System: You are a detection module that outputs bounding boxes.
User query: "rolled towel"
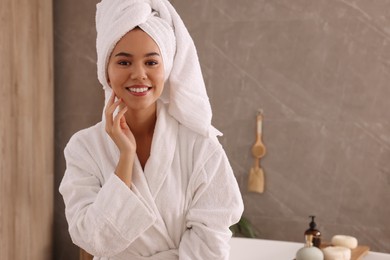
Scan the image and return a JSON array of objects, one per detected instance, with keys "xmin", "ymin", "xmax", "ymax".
[
  {"xmin": 96, "ymin": 0, "xmax": 221, "ymax": 137},
  {"xmin": 322, "ymin": 246, "xmax": 351, "ymax": 260},
  {"xmin": 331, "ymin": 235, "xmax": 358, "ymax": 249}
]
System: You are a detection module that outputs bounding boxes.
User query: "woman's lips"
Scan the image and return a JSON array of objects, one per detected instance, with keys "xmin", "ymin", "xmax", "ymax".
[{"xmin": 126, "ymin": 85, "xmax": 152, "ymax": 96}]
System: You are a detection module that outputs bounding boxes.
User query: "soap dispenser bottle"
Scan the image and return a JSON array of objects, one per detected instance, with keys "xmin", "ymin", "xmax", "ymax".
[
  {"xmin": 296, "ymin": 235, "xmax": 324, "ymax": 260},
  {"xmin": 304, "ymin": 215, "xmax": 321, "ymax": 248}
]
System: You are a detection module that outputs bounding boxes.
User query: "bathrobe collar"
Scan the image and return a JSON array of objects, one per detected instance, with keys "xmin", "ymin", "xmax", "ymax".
[{"xmin": 105, "ymin": 100, "xmax": 178, "ymax": 199}]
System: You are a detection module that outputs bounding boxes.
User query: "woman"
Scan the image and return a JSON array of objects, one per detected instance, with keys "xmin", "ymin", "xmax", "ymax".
[{"xmin": 59, "ymin": 0, "xmax": 244, "ymax": 259}]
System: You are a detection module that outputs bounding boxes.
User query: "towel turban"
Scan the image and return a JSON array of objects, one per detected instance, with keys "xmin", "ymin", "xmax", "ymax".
[{"xmin": 96, "ymin": 0, "xmax": 220, "ymax": 137}]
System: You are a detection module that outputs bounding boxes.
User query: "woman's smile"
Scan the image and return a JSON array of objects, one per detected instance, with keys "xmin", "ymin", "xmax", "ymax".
[{"xmin": 126, "ymin": 84, "xmax": 153, "ymax": 96}]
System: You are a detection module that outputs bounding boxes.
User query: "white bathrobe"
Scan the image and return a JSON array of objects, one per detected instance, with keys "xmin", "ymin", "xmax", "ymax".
[{"xmin": 59, "ymin": 101, "xmax": 244, "ymax": 259}]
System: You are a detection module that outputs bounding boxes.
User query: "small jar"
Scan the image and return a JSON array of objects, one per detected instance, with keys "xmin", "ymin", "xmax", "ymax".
[{"xmin": 296, "ymin": 235, "xmax": 324, "ymax": 260}]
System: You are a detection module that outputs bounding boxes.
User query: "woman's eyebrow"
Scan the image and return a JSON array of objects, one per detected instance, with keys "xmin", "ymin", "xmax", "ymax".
[
  {"xmin": 115, "ymin": 52, "xmax": 132, "ymax": 57},
  {"xmin": 145, "ymin": 52, "xmax": 160, "ymax": 57},
  {"xmin": 114, "ymin": 52, "xmax": 160, "ymax": 58}
]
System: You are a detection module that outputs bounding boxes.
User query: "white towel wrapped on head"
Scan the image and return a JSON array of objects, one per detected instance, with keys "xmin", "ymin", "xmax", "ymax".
[{"xmin": 96, "ymin": 0, "xmax": 221, "ymax": 137}]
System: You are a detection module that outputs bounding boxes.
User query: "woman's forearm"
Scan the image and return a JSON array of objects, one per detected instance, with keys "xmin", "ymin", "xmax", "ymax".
[{"xmin": 115, "ymin": 152, "xmax": 135, "ymax": 188}]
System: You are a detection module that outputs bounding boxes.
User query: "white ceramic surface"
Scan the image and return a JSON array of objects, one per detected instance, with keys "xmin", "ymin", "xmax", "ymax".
[{"xmin": 229, "ymin": 238, "xmax": 390, "ymax": 260}]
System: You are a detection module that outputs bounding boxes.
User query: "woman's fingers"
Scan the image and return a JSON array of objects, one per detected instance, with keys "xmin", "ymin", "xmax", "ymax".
[
  {"xmin": 113, "ymin": 105, "xmax": 128, "ymax": 130},
  {"xmin": 108, "ymin": 91, "xmax": 115, "ymax": 104},
  {"xmin": 104, "ymin": 92, "xmax": 116, "ymax": 117},
  {"xmin": 105, "ymin": 100, "xmax": 135, "ymax": 153},
  {"xmin": 105, "ymin": 100, "xmax": 121, "ymax": 119},
  {"xmin": 105, "ymin": 96, "xmax": 130, "ymax": 136},
  {"xmin": 105, "ymin": 95, "xmax": 122, "ymax": 130}
]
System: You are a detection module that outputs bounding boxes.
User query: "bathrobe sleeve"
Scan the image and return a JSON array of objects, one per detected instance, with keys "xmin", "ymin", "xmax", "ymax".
[
  {"xmin": 179, "ymin": 144, "xmax": 244, "ymax": 260},
  {"xmin": 59, "ymin": 132, "xmax": 157, "ymax": 257}
]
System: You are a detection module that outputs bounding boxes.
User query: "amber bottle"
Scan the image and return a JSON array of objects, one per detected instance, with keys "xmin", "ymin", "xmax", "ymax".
[{"xmin": 304, "ymin": 216, "xmax": 321, "ymax": 248}]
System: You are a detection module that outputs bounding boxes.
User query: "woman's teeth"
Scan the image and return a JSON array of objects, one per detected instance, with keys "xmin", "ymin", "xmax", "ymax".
[{"xmin": 128, "ymin": 87, "xmax": 149, "ymax": 93}]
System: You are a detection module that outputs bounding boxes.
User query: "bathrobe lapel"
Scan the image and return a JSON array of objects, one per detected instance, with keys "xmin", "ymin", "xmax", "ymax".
[
  {"xmin": 106, "ymin": 100, "xmax": 177, "ymax": 201},
  {"xmin": 143, "ymin": 100, "xmax": 178, "ymax": 199},
  {"xmin": 105, "ymin": 101, "xmax": 179, "ymax": 251}
]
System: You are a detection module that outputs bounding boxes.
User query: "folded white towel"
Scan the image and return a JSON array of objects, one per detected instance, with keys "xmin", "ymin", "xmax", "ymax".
[{"xmin": 96, "ymin": 0, "xmax": 221, "ymax": 137}]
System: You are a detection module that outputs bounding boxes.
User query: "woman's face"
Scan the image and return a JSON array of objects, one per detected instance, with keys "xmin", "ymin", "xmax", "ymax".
[{"xmin": 107, "ymin": 28, "xmax": 165, "ymax": 112}]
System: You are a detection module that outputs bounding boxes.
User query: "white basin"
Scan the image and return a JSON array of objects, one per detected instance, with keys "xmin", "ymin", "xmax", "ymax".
[{"xmin": 229, "ymin": 237, "xmax": 390, "ymax": 260}]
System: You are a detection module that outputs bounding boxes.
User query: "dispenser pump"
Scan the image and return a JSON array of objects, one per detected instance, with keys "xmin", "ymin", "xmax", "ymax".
[
  {"xmin": 304, "ymin": 215, "xmax": 321, "ymax": 248},
  {"xmin": 309, "ymin": 216, "xmax": 317, "ymax": 229}
]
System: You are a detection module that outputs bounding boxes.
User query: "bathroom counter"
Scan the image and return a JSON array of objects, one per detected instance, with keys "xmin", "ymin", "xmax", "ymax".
[{"xmin": 229, "ymin": 237, "xmax": 390, "ymax": 260}]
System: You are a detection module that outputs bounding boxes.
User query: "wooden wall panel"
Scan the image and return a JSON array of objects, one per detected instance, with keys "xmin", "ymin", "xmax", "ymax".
[{"xmin": 0, "ymin": 0, "xmax": 53, "ymax": 259}]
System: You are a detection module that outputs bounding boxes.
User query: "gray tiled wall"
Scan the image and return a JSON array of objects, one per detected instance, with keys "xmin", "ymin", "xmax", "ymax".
[{"xmin": 54, "ymin": 0, "xmax": 390, "ymax": 259}]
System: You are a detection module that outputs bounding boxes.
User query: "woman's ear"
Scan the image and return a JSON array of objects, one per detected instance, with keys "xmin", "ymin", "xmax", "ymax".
[{"xmin": 106, "ymin": 75, "xmax": 111, "ymax": 87}]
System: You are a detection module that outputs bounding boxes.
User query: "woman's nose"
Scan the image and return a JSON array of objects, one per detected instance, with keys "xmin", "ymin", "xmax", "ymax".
[{"xmin": 130, "ymin": 64, "xmax": 147, "ymax": 80}]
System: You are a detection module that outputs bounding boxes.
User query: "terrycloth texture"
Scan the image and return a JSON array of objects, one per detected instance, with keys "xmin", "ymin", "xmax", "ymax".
[
  {"xmin": 59, "ymin": 101, "xmax": 244, "ymax": 259},
  {"xmin": 96, "ymin": 0, "xmax": 220, "ymax": 137}
]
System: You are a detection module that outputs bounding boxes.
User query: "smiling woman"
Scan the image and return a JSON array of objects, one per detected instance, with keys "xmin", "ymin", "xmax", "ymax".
[
  {"xmin": 58, "ymin": 0, "xmax": 243, "ymax": 259},
  {"xmin": 105, "ymin": 28, "xmax": 166, "ymax": 170}
]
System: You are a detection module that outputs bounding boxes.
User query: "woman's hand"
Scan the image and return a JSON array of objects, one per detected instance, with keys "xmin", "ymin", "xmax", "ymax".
[
  {"xmin": 105, "ymin": 92, "xmax": 136, "ymax": 187},
  {"xmin": 105, "ymin": 92, "xmax": 136, "ymax": 154}
]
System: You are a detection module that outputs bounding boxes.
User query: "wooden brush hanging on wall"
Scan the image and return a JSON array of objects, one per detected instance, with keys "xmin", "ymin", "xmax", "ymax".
[{"xmin": 248, "ymin": 110, "xmax": 266, "ymax": 193}]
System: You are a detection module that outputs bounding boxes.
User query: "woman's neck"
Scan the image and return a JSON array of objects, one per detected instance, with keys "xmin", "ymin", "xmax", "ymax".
[
  {"xmin": 124, "ymin": 104, "xmax": 157, "ymax": 169},
  {"xmin": 124, "ymin": 104, "xmax": 157, "ymax": 139}
]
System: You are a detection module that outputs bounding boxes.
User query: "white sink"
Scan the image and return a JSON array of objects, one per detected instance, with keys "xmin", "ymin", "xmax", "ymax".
[{"xmin": 229, "ymin": 237, "xmax": 390, "ymax": 260}]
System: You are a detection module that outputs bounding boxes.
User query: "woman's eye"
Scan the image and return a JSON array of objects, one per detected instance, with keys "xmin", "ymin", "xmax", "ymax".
[
  {"xmin": 146, "ymin": 60, "xmax": 158, "ymax": 66},
  {"xmin": 118, "ymin": 61, "xmax": 130, "ymax": 66}
]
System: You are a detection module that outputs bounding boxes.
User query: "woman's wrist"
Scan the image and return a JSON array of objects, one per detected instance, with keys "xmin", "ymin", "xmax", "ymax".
[{"xmin": 115, "ymin": 152, "xmax": 135, "ymax": 187}]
